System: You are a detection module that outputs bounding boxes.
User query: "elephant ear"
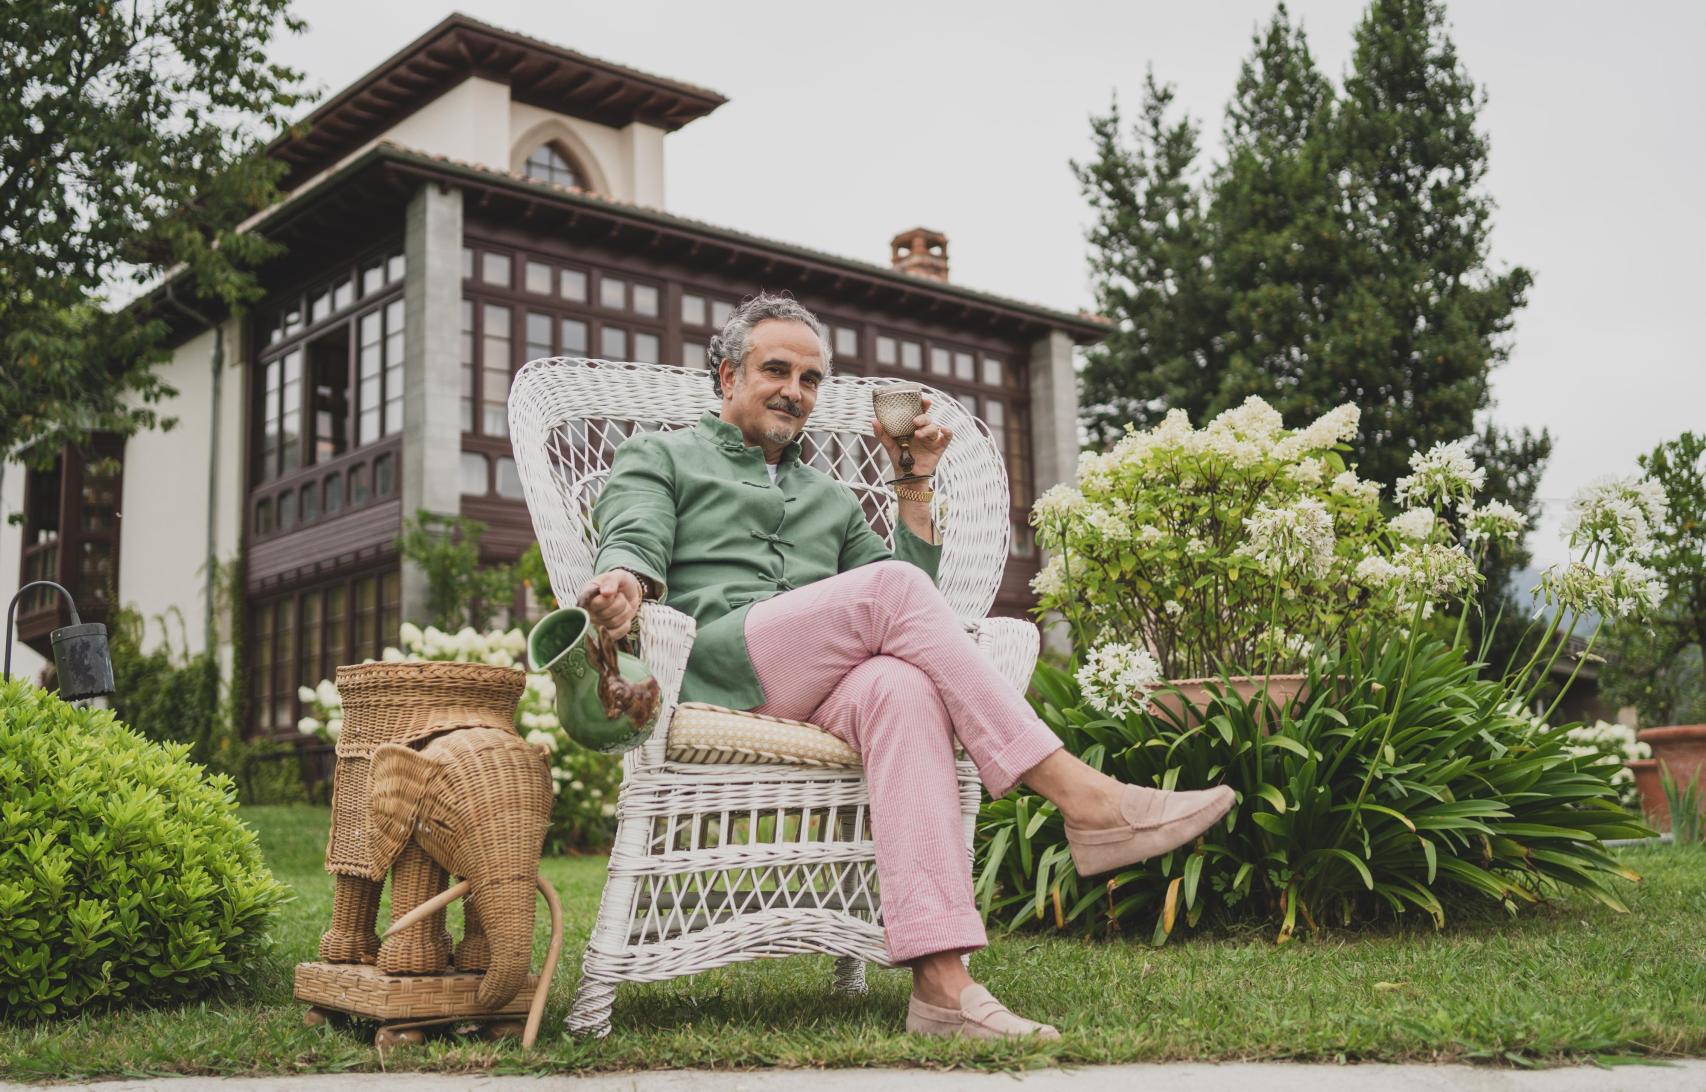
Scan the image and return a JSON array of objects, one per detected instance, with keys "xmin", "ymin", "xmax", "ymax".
[{"xmin": 369, "ymin": 743, "xmax": 437, "ymax": 876}]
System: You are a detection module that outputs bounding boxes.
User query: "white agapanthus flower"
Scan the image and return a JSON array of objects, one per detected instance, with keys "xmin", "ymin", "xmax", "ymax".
[
  {"xmin": 1607, "ymin": 557, "xmax": 1665, "ymax": 618},
  {"xmin": 1463, "ymin": 500, "xmax": 1528, "ymax": 544},
  {"xmin": 1237, "ymin": 498, "xmax": 1336, "ymax": 578},
  {"xmin": 1390, "ymin": 543, "xmax": 1480, "ymax": 601},
  {"xmin": 1388, "ymin": 508, "xmax": 1437, "ymax": 542},
  {"xmin": 1538, "ymin": 557, "xmax": 1663, "ymax": 620},
  {"xmin": 381, "ymin": 646, "xmax": 405, "ymax": 662},
  {"xmin": 525, "ymin": 729, "xmax": 560, "ymax": 753},
  {"xmin": 1075, "ymin": 643, "xmax": 1163, "ymax": 719},
  {"xmin": 1394, "ymin": 439, "xmax": 1486, "ymax": 511},
  {"xmin": 1563, "ymin": 476, "xmax": 1668, "ymax": 558},
  {"xmin": 298, "ymin": 685, "xmax": 318, "ymax": 705},
  {"xmin": 1353, "ymin": 555, "xmax": 1402, "ymax": 589},
  {"xmin": 399, "ymin": 621, "xmax": 424, "ymax": 649},
  {"xmin": 325, "ymin": 718, "xmax": 343, "ymax": 741},
  {"xmin": 315, "ymin": 678, "xmax": 341, "ymax": 709},
  {"xmin": 297, "ymin": 716, "xmax": 321, "ymax": 735}
]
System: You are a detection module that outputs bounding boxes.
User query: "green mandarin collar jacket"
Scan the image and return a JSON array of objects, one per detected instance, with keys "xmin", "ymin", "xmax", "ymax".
[{"xmin": 590, "ymin": 411, "xmax": 943, "ymax": 709}]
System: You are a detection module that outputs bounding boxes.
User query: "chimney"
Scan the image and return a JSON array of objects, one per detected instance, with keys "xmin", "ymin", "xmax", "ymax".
[{"xmin": 889, "ymin": 227, "xmax": 949, "ymax": 283}]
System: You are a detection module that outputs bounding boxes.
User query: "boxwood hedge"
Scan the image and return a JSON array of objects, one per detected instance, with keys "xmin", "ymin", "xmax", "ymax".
[{"xmin": 0, "ymin": 678, "xmax": 288, "ymax": 1020}]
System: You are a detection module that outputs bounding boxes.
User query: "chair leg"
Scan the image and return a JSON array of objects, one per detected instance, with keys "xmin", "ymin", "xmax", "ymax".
[
  {"xmin": 565, "ymin": 789, "xmax": 649, "ymax": 1038},
  {"xmin": 567, "ymin": 976, "xmax": 616, "ymax": 1039},
  {"xmin": 832, "ymin": 956, "xmax": 867, "ymax": 995}
]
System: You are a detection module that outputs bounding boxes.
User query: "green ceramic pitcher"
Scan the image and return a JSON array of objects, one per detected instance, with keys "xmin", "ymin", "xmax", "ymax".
[{"xmin": 527, "ymin": 606, "xmax": 661, "ymax": 753}]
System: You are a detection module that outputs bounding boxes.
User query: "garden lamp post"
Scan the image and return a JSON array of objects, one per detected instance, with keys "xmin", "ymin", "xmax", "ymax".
[{"xmin": 4, "ymin": 580, "xmax": 115, "ymax": 700}]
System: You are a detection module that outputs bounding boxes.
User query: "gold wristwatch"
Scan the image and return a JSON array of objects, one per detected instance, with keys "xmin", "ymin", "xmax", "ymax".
[{"xmin": 894, "ymin": 478, "xmax": 935, "ymax": 503}]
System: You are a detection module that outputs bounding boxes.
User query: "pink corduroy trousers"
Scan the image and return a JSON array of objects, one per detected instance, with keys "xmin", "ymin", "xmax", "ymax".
[{"xmin": 743, "ymin": 559, "xmax": 1063, "ymax": 963}]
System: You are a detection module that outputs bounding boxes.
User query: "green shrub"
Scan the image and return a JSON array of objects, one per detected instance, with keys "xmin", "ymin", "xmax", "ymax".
[
  {"xmin": 0, "ymin": 678, "xmax": 288, "ymax": 1020},
  {"xmin": 976, "ymin": 629, "xmax": 1653, "ymax": 944}
]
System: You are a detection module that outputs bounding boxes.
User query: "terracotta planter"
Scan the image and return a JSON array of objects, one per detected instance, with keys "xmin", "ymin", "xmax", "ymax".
[
  {"xmin": 1629, "ymin": 724, "xmax": 1706, "ymax": 831},
  {"xmin": 1148, "ymin": 674, "xmax": 1312, "ymax": 729}
]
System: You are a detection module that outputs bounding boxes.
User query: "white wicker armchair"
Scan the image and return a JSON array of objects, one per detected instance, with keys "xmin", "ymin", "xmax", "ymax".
[{"xmin": 508, "ymin": 357, "xmax": 1041, "ymax": 1038}]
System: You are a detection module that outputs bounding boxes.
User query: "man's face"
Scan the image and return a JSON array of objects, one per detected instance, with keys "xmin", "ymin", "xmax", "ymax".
[{"xmin": 718, "ymin": 319, "xmax": 824, "ymax": 456}]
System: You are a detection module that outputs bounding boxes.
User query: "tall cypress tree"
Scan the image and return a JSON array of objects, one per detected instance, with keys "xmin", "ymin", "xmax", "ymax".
[
  {"xmin": 1074, "ymin": 72, "xmax": 1217, "ymax": 449},
  {"xmin": 1322, "ymin": 0, "xmax": 1534, "ymax": 487},
  {"xmin": 1209, "ymin": 6, "xmax": 1341, "ymax": 420}
]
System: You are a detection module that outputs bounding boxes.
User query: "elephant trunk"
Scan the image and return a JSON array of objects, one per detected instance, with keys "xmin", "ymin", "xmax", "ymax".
[{"xmin": 471, "ymin": 875, "xmax": 538, "ymax": 1010}]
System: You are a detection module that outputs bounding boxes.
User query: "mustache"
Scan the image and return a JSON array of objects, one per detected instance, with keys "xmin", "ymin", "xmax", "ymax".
[{"xmin": 766, "ymin": 398, "xmax": 804, "ymax": 418}]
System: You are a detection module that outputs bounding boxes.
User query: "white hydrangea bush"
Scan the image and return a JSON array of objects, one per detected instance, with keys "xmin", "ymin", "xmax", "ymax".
[
  {"xmin": 297, "ymin": 622, "xmax": 622, "ymax": 849},
  {"xmin": 1032, "ymin": 396, "xmax": 1471, "ymax": 693}
]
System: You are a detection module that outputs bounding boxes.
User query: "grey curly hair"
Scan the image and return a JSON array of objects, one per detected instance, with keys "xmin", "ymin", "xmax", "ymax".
[{"xmin": 705, "ymin": 291, "xmax": 834, "ymax": 396}]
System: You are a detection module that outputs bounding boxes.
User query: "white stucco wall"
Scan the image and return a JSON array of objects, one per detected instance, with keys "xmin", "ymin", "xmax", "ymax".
[
  {"xmin": 384, "ymin": 76, "xmax": 513, "ymax": 171},
  {"xmin": 116, "ymin": 322, "xmax": 246, "ymax": 664},
  {"xmin": 0, "ymin": 459, "xmax": 48, "ymax": 683},
  {"xmin": 507, "ymin": 100, "xmax": 663, "ymax": 206},
  {"xmin": 1, "ymin": 320, "xmax": 246, "ymax": 686}
]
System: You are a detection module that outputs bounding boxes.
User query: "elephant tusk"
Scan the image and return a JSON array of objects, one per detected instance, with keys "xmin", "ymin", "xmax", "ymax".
[
  {"xmin": 522, "ymin": 875, "xmax": 564, "ymax": 1049},
  {"xmin": 383, "ymin": 880, "xmax": 471, "ymax": 938}
]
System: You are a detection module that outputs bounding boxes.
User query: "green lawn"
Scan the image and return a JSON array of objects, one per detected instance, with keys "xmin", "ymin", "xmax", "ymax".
[{"xmin": 4, "ymin": 804, "xmax": 1705, "ymax": 1078}]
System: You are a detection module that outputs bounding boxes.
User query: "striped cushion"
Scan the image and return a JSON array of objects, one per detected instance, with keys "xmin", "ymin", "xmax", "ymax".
[{"xmin": 666, "ymin": 702, "xmax": 861, "ymax": 767}]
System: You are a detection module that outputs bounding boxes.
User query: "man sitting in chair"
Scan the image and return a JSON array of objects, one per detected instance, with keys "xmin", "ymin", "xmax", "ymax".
[{"xmin": 581, "ymin": 292, "xmax": 1232, "ymax": 1041}]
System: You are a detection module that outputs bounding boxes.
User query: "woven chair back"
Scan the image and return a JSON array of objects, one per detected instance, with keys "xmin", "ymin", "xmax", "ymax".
[{"xmin": 506, "ymin": 357, "xmax": 1013, "ymax": 626}]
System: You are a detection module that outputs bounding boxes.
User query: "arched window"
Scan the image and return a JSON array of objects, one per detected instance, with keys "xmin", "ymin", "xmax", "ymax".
[{"xmin": 523, "ymin": 143, "xmax": 582, "ymax": 189}]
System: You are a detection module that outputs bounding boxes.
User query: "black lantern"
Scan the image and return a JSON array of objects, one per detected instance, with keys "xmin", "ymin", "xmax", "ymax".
[{"xmin": 5, "ymin": 580, "xmax": 116, "ymax": 700}]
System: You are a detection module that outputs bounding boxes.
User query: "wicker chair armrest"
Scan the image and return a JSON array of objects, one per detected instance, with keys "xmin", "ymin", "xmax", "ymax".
[
  {"xmin": 965, "ymin": 616, "xmax": 1041, "ymax": 694},
  {"xmin": 631, "ymin": 601, "xmax": 697, "ymax": 770}
]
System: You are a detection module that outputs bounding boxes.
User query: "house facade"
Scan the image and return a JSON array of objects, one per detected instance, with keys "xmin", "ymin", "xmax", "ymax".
[{"xmin": 0, "ymin": 14, "xmax": 1103, "ymax": 735}]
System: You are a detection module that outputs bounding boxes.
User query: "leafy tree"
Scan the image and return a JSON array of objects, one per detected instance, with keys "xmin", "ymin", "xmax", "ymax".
[
  {"xmin": 1324, "ymin": 0, "xmax": 1533, "ymax": 488},
  {"xmin": 1, "ymin": 0, "xmax": 306, "ymax": 467},
  {"xmin": 1601, "ymin": 432, "xmax": 1706, "ymax": 726},
  {"xmin": 1209, "ymin": 5, "xmax": 1341, "ymax": 421},
  {"xmin": 398, "ymin": 510, "xmax": 519, "ymax": 633},
  {"xmin": 1074, "ymin": 73, "xmax": 1216, "ymax": 448}
]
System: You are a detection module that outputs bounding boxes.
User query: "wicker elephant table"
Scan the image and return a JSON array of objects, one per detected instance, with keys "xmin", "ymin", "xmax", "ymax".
[{"xmin": 294, "ymin": 662, "xmax": 563, "ymax": 1049}]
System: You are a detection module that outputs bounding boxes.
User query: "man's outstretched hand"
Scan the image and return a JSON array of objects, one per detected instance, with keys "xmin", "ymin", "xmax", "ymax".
[{"xmin": 577, "ymin": 569, "xmax": 641, "ymax": 639}]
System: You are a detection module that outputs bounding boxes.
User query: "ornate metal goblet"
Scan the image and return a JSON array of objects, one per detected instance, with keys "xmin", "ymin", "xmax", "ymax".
[{"xmin": 872, "ymin": 383, "xmax": 931, "ymax": 486}]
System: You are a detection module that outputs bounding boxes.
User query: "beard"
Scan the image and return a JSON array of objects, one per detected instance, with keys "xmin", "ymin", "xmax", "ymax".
[{"xmin": 762, "ymin": 400, "xmax": 802, "ymax": 444}]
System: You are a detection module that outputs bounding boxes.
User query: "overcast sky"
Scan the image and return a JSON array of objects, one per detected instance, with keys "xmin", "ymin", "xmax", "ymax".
[{"xmin": 275, "ymin": 0, "xmax": 1706, "ymax": 566}]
